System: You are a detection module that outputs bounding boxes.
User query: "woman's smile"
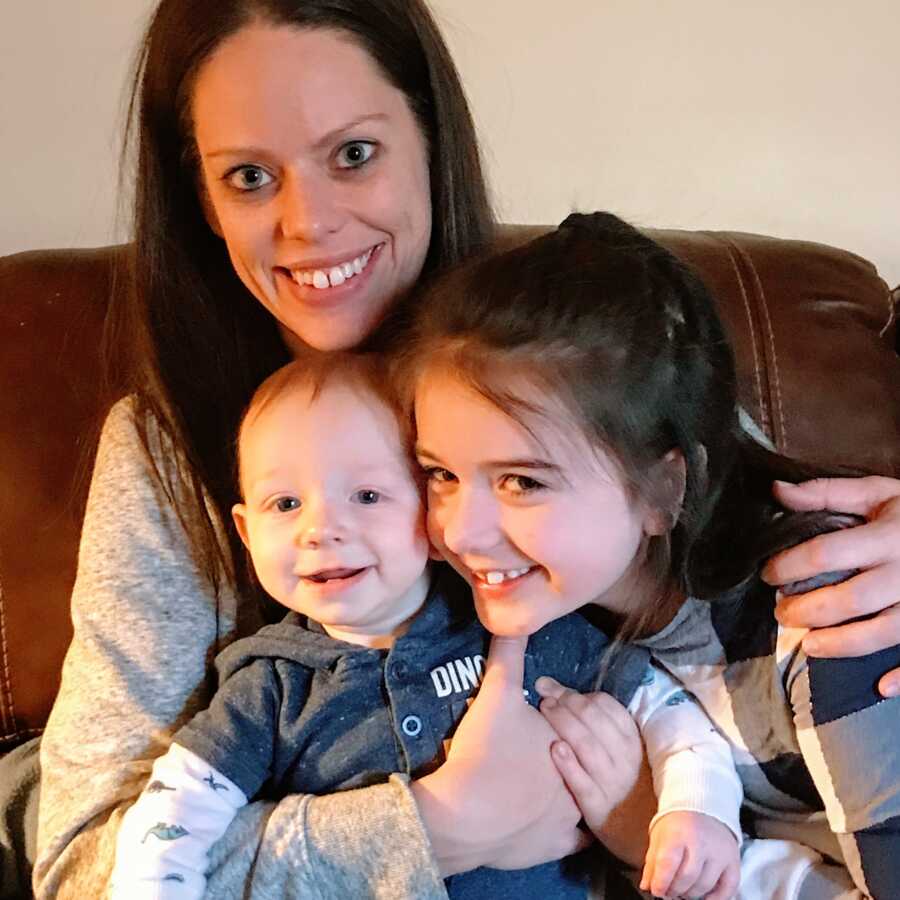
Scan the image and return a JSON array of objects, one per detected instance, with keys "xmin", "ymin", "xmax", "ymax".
[
  {"xmin": 279, "ymin": 243, "xmax": 381, "ymax": 291},
  {"xmin": 274, "ymin": 243, "xmax": 385, "ymax": 310}
]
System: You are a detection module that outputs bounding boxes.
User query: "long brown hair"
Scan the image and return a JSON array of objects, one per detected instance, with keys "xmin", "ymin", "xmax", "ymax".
[{"xmin": 105, "ymin": 0, "xmax": 494, "ymax": 598}]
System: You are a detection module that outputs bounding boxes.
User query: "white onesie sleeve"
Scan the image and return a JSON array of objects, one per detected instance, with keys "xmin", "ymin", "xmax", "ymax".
[
  {"xmin": 111, "ymin": 743, "xmax": 249, "ymax": 899},
  {"xmin": 628, "ymin": 662, "xmax": 743, "ymax": 843}
]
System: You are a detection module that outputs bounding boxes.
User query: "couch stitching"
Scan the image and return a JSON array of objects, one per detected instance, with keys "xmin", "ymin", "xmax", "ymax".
[
  {"xmin": 727, "ymin": 237, "xmax": 787, "ymax": 451},
  {"xmin": 709, "ymin": 233, "xmax": 771, "ymax": 440},
  {"xmin": 0, "ymin": 577, "xmax": 17, "ymax": 739},
  {"xmin": 0, "ymin": 727, "xmax": 44, "ymax": 751},
  {"xmin": 878, "ymin": 285, "xmax": 898, "ymax": 339}
]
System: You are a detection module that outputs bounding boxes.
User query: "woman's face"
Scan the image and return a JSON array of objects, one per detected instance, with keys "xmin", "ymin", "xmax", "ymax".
[{"xmin": 192, "ymin": 24, "xmax": 432, "ymax": 352}]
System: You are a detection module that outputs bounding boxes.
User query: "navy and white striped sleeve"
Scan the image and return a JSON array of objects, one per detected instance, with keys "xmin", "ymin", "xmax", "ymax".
[{"xmin": 790, "ymin": 643, "xmax": 900, "ymax": 897}]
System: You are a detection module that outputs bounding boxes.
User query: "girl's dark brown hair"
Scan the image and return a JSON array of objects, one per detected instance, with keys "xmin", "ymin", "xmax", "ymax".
[
  {"xmin": 105, "ymin": 0, "xmax": 493, "ymax": 598},
  {"xmin": 399, "ymin": 212, "xmax": 856, "ymax": 632}
]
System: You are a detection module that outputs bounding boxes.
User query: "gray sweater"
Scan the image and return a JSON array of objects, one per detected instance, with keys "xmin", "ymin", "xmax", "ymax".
[{"xmin": 34, "ymin": 399, "xmax": 446, "ymax": 899}]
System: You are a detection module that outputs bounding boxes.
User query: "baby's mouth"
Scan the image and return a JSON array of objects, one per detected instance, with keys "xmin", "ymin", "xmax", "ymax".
[{"xmin": 302, "ymin": 567, "xmax": 366, "ymax": 584}]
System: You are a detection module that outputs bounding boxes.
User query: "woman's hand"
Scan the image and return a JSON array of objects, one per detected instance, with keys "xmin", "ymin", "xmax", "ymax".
[
  {"xmin": 536, "ymin": 676, "xmax": 654, "ymax": 868},
  {"xmin": 764, "ymin": 476, "xmax": 900, "ymax": 696},
  {"xmin": 411, "ymin": 635, "xmax": 587, "ymax": 877}
]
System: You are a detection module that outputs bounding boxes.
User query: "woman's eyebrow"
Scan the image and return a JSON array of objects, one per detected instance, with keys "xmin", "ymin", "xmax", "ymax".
[
  {"xmin": 204, "ymin": 114, "xmax": 390, "ymax": 160},
  {"xmin": 312, "ymin": 113, "xmax": 389, "ymax": 151}
]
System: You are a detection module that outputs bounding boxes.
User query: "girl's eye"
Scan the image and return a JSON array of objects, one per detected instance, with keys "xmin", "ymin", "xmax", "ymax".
[
  {"xmin": 225, "ymin": 165, "xmax": 274, "ymax": 192},
  {"xmin": 422, "ymin": 466, "xmax": 456, "ymax": 485},
  {"xmin": 336, "ymin": 140, "xmax": 376, "ymax": 170},
  {"xmin": 500, "ymin": 474, "xmax": 545, "ymax": 495},
  {"xmin": 354, "ymin": 489, "xmax": 380, "ymax": 505},
  {"xmin": 274, "ymin": 496, "xmax": 301, "ymax": 513}
]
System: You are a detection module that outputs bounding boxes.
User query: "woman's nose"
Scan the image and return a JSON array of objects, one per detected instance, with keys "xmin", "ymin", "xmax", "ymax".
[
  {"xmin": 438, "ymin": 488, "xmax": 499, "ymax": 557},
  {"xmin": 279, "ymin": 170, "xmax": 344, "ymax": 242}
]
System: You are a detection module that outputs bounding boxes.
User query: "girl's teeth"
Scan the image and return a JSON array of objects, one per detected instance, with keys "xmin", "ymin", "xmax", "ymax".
[
  {"xmin": 484, "ymin": 567, "xmax": 531, "ymax": 585},
  {"xmin": 291, "ymin": 248, "xmax": 375, "ymax": 289}
]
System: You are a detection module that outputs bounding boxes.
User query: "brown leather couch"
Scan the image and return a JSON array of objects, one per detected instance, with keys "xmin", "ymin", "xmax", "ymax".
[{"xmin": 1, "ymin": 229, "xmax": 899, "ymax": 754}]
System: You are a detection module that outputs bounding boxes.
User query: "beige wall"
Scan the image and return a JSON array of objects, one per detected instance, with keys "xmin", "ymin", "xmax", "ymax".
[{"xmin": 3, "ymin": 1, "xmax": 898, "ymax": 285}]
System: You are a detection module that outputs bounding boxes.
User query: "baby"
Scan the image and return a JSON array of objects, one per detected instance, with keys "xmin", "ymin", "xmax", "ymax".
[{"xmin": 111, "ymin": 350, "xmax": 742, "ymax": 899}]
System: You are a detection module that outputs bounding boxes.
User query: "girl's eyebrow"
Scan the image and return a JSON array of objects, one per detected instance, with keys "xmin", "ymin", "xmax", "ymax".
[
  {"xmin": 415, "ymin": 446, "xmax": 561, "ymax": 474},
  {"xmin": 486, "ymin": 458, "xmax": 563, "ymax": 474},
  {"xmin": 414, "ymin": 444, "xmax": 441, "ymax": 462}
]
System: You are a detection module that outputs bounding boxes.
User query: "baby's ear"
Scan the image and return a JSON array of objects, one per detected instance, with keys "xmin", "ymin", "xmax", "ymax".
[
  {"xmin": 642, "ymin": 448, "xmax": 687, "ymax": 536},
  {"xmin": 232, "ymin": 503, "xmax": 251, "ymax": 549}
]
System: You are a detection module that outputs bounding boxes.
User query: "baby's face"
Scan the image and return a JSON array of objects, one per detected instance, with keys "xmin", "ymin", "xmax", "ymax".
[
  {"xmin": 415, "ymin": 368, "xmax": 652, "ymax": 637},
  {"xmin": 233, "ymin": 380, "xmax": 430, "ymax": 647}
]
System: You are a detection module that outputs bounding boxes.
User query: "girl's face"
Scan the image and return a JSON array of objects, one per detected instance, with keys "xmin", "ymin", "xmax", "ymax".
[
  {"xmin": 192, "ymin": 24, "xmax": 432, "ymax": 352},
  {"xmin": 416, "ymin": 369, "xmax": 657, "ymax": 637}
]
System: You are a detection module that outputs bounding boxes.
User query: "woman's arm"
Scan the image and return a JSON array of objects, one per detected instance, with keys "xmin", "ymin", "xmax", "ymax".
[
  {"xmin": 764, "ymin": 477, "xmax": 900, "ymax": 696},
  {"xmin": 34, "ymin": 400, "xmax": 446, "ymax": 900},
  {"xmin": 789, "ymin": 638, "xmax": 900, "ymax": 898}
]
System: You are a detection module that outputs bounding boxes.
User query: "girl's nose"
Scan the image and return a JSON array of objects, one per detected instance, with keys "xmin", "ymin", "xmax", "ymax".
[
  {"xmin": 279, "ymin": 170, "xmax": 345, "ymax": 242},
  {"xmin": 438, "ymin": 488, "xmax": 500, "ymax": 557}
]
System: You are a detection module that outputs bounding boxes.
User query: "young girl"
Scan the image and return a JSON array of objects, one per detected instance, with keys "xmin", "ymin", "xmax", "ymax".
[{"xmin": 402, "ymin": 212, "xmax": 900, "ymax": 899}]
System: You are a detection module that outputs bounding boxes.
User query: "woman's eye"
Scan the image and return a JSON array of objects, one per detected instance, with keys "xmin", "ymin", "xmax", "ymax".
[
  {"xmin": 274, "ymin": 496, "xmax": 300, "ymax": 513},
  {"xmin": 354, "ymin": 489, "xmax": 380, "ymax": 505},
  {"xmin": 336, "ymin": 141, "xmax": 376, "ymax": 170},
  {"xmin": 500, "ymin": 474, "xmax": 545, "ymax": 495},
  {"xmin": 225, "ymin": 165, "xmax": 274, "ymax": 192}
]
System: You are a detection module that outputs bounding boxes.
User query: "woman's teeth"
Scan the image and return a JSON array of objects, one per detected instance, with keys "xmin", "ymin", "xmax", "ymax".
[
  {"xmin": 479, "ymin": 567, "xmax": 532, "ymax": 585},
  {"xmin": 290, "ymin": 248, "xmax": 374, "ymax": 289}
]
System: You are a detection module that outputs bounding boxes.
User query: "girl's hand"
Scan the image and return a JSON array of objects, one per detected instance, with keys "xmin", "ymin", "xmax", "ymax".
[
  {"xmin": 763, "ymin": 476, "xmax": 900, "ymax": 697},
  {"xmin": 641, "ymin": 811, "xmax": 740, "ymax": 900},
  {"xmin": 411, "ymin": 636, "xmax": 587, "ymax": 877},
  {"xmin": 535, "ymin": 676, "xmax": 653, "ymax": 868}
]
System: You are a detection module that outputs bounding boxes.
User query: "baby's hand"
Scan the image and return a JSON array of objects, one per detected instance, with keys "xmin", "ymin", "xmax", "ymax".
[{"xmin": 640, "ymin": 811, "xmax": 739, "ymax": 900}]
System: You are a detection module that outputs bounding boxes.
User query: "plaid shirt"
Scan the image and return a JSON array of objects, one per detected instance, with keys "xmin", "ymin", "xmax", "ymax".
[{"xmin": 638, "ymin": 581, "xmax": 900, "ymax": 898}]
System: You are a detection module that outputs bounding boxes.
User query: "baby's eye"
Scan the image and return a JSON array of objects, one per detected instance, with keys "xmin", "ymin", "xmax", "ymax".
[
  {"xmin": 274, "ymin": 496, "xmax": 301, "ymax": 513},
  {"xmin": 353, "ymin": 489, "xmax": 381, "ymax": 505},
  {"xmin": 225, "ymin": 165, "xmax": 274, "ymax": 192},
  {"xmin": 336, "ymin": 140, "xmax": 376, "ymax": 170},
  {"xmin": 500, "ymin": 474, "xmax": 545, "ymax": 495}
]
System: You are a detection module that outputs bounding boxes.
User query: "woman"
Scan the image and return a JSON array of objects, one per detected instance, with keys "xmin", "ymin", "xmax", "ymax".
[{"xmin": 29, "ymin": 1, "xmax": 900, "ymax": 897}]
